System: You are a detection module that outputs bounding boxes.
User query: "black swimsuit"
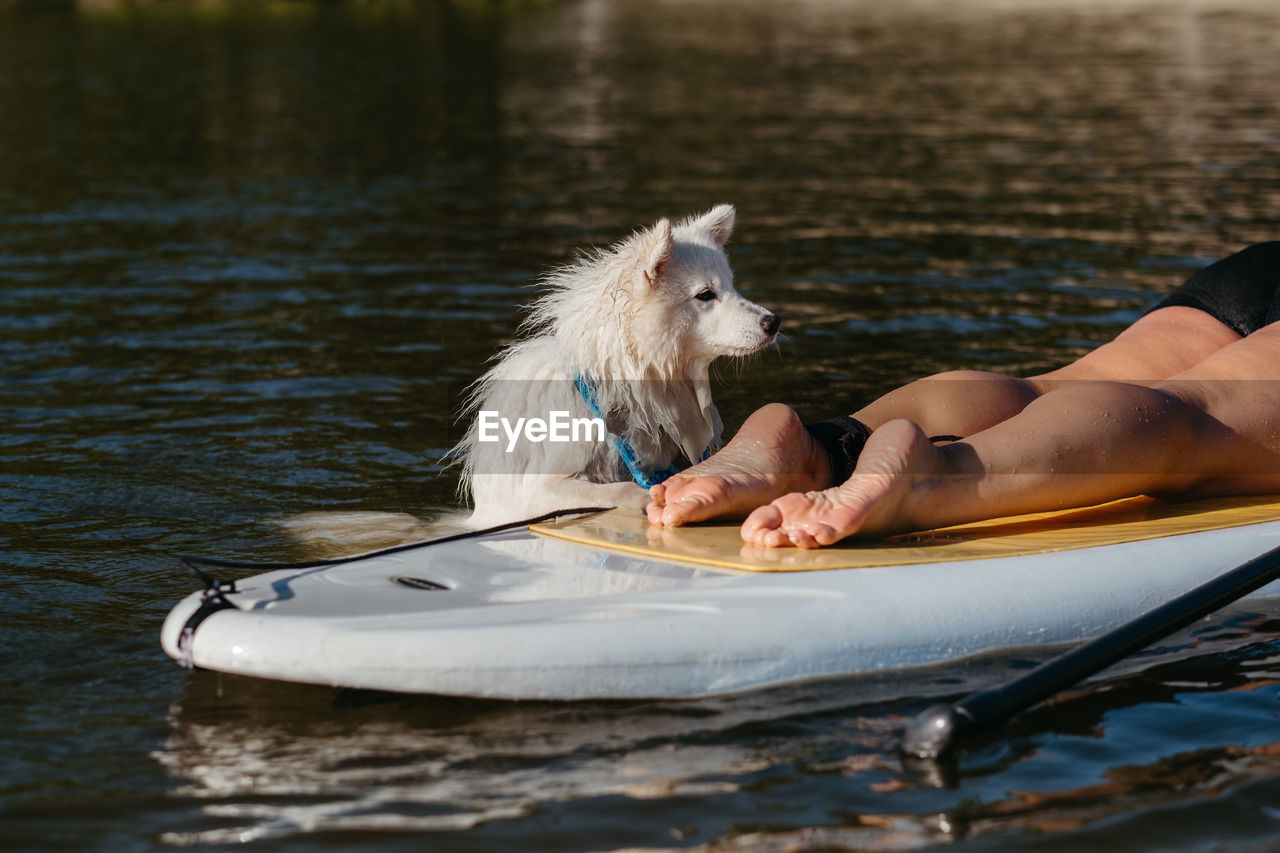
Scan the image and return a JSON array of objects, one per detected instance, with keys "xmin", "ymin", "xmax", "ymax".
[{"xmin": 1148, "ymin": 241, "xmax": 1280, "ymax": 337}]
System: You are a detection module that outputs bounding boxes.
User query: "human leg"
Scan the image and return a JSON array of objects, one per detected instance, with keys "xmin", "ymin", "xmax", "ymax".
[
  {"xmin": 743, "ymin": 325, "xmax": 1280, "ymax": 547},
  {"xmin": 649, "ymin": 307, "xmax": 1238, "ymax": 527},
  {"xmin": 1035, "ymin": 305, "xmax": 1240, "ymax": 383}
]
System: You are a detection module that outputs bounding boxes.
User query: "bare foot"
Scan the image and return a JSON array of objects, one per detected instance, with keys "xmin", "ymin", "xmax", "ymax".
[
  {"xmin": 646, "ymin": 403, "xmax": 832, "ymax": 527},
  {"xmin": 740, "ymin": 419, "xmax": 944, "ymax": 548}
]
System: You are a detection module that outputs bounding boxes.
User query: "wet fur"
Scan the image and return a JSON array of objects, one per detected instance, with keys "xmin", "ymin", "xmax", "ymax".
[{"xmin": 455, "ymin": 205, "xmax": 778, "ymax": 527}]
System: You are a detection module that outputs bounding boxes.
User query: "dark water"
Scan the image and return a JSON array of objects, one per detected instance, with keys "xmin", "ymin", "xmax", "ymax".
[{"xmin": 4, "ymin": 0, "xmax": 1280, "ymax": 849}]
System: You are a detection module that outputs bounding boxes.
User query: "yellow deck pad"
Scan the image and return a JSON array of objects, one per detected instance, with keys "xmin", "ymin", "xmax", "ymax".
[{"xmin": 529, "ymin": 495, "xmax": 1280, "ymax": 572}]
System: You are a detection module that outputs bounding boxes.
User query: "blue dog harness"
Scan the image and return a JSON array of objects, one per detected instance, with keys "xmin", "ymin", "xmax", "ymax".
[{"xmin": 573, "ymin": 374, "xmax": 710, "ymax": 489}]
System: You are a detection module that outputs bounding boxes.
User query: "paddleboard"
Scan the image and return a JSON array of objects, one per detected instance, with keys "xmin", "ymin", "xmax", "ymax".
[{"xmin": 160, "ymin": 495, "xmax": 1280, "ymax": 699}]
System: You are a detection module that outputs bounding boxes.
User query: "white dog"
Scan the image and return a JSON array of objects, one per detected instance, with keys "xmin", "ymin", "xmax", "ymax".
[{"xmin": 455, "ymin": 204, "xmax": 780, "ymax": 527}]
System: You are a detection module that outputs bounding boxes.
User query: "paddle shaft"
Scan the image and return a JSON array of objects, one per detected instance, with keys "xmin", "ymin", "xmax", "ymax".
[{"xmin": 901, "ymin": 541, "xmax": 1280, "ymax": 758}]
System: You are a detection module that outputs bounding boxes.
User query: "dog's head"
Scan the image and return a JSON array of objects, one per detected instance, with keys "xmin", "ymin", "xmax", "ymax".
[
  {"xmin": 529, "ymin": 205, "xmax": 778, "ymax": 382},
  {"xmin": 621, "ymin": 204, "xmax": 780, "ymax": 371}
]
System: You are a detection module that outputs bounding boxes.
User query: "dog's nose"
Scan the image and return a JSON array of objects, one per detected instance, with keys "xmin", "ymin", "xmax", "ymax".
[{"xmin": 761, "ymin": 314, "xmax": 781, "ymax": 336}]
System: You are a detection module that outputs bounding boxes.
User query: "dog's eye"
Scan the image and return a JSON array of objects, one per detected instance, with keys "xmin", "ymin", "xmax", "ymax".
[{"xmin": 694, "ymin": 289, "xmax": 717, "ymax": 302}]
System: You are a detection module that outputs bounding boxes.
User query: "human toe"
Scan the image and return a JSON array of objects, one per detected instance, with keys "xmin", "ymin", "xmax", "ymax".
[
  {"xmin": 785, "ymin": 526, "xmax": 824, "ymax": 549},
  {"xmin": 794, "ymin": 520, "xmax": 841, "ymax": 547},
  {"xmin": 659, "ymin": 478, "xmax": 738, "ymax": 526},
  {"xmin": 659, "ymin": 491, "xmax": 719, "ymax": 527},
  {"xmin": 741, "ymin": 503, "xmax": 783, "ymax": 543},
  {"xmin": 654, "ymin": 473, "xmax": 698, "ymax": 506}
]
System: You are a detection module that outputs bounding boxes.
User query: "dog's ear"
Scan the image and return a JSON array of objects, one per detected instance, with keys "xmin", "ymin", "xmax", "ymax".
[
  {"xmin": 637, "ymin": 218, "xmax": 674, "ymax": 287},
  {"xmin": 692, "ymin": 204, "xmax": 735, "ymax": 248}
]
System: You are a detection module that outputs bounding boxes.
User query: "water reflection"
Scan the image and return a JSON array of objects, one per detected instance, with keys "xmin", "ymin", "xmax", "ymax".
[
  {"xmin": 154, "ymin": 623, "xmax": 1280, "ymax": 848},
  {"xmin": 154, "ymin": 672, "xmax": 896, "ymax": 845}
]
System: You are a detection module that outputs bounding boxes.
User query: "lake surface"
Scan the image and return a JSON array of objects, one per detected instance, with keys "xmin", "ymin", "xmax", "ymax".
[{"xmin": 4, "ymin": 0, "xmax": 1280, "ymax": 849}]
